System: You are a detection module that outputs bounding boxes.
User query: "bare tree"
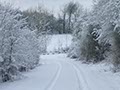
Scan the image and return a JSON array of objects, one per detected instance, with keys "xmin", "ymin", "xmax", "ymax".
[
  {"xmin": 66, "ymin": 1, "xmax": 79, "ymax": 33},
  {"xmin": 60, "ymin": 1, "xmax": 82, "ymax": 33},
  {"xmin": 60, "ymin": 5, "xmax": 67, "ymax": 33}
]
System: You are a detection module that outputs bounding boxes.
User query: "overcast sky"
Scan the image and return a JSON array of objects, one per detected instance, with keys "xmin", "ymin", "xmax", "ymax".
[{"xmin": 0, "ymin": 0, "xmax": 93, "ymax": 14}]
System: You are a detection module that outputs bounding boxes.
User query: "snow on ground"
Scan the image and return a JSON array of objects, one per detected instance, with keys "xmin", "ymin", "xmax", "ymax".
[
  {"xmin": 73, "ymin": 60, "xmax": 120, "ymax": 90},
  {"xmin": 1, "ymin": 54, "xmax": 120, "ymax": 90},
  {"xmin": 47, "ymin": 34, "xmax": 72, "ymax": 52}
]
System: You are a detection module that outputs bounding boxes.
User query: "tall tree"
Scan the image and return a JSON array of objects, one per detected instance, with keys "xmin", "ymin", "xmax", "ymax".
[
  {"xmin": 0, "ymin": 4, "xmax": 40, "ymax": 82},
  {"xmin": 66, "ymin": 1, "xmax": 79, "ymax": 32}
]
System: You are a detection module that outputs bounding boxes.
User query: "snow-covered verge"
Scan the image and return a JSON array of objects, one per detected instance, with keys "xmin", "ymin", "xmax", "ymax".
[
  {"xmin": 72, "ymin": 60, "xmax": 120, "ymax": 90},
  {"xmin": 47, "ymin": 34, "xmax": 72, "ymax": 53}
]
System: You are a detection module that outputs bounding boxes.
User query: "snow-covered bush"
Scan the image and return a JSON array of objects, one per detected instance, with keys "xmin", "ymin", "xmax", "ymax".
[
  {"xmin": 69, "ymin": 0, "xmax": 120, "ymax": 71},
  {"xmin": 92, "ymin": 0, "xmax": 120, "ymax": 70},
  {"xmin": 38, "ymin": 35, "xmax": 52, "ymax": 54},
  {"xmin": 70, "ymin": 23, "xmax": 101, "ymax": 62}
]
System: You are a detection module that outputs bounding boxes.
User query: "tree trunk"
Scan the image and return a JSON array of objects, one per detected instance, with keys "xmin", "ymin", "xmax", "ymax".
[
  {"xmin": 9, "ymin": 38, "xmax": 13, "ymax": 65},
  {"xmin": 68, "ymin": 14, "xmax": 71, "ymax": 33},
  {"xmin": 63, "ymin": 13, "xmax": 66, "ymax": 33}
]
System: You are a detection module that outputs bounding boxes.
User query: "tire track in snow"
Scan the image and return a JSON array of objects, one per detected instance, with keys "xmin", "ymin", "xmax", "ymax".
[
  {"xmin": 67, "ymin": 61, "xmax": 91, "ymax": 90},
  {"xmin": 64, "ymin": 61, "xmax": 82, "ymax": 90},
  {"xmin": 45, "ymin": 62, "xmax": 62, "ymax": 90}
]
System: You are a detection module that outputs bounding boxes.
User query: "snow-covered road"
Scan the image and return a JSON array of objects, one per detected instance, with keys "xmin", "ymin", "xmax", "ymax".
[
  {"xmin": 0, "ymin": 54, "xmax": 120, "ymax": 90},
  {"xmin": 42, "ymin": 54, "xmax": 81, "ymax": 90}
]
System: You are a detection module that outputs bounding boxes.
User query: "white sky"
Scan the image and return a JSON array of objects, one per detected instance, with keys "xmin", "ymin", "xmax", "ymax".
[{"xmin": 0, "ymin": 0, "xmax": 93, "ymax": 14}]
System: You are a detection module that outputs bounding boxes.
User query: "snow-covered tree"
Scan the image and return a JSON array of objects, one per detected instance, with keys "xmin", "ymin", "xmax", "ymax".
[
  {"xmin": 23, "ymin": 6, "xmax": 57, "ymax": 36},
  {"xmin": 0, "ymin": 4, "xmax": 40, "ymax": 82},
  {"xmin": 91, "ymin": 0, "xmax": 120, "ymax": 70}
]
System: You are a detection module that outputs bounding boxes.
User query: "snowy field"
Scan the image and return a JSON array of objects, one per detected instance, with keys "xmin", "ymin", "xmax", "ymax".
[
  {"xmin": 47, "ymin": 34, "xmax": 72, "ymax": 53},
  {"xmin": 0, "ymin": 54, "xmax": 120, "ymax": 90}
]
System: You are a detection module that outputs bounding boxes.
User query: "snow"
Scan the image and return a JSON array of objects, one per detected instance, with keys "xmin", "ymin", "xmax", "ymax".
[
  {"xmin": 1, "ymin": 54, "xmax": 120, "ymax": 90},
  {"xmin": 73, "ymin": 61, "xmax": 120, "ymax": 90},
  {"xmin": 0, "ymin": 56, "xmax": 3, "ymax": 62},
  {"xmin": 47, "ymin": 34, "xmax": 72, "ymax": 52}
]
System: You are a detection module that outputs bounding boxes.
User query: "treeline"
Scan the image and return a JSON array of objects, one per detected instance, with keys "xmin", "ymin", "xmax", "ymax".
[
  {"xmin": 22, "ymin": 3, "xmax": 83, "ymax": 35},
  {"xmin": 68, "ymin": 0, "xmax": 120, "ymax": 72},
  {"xmin": 22, "ymin": 5, "xmax": 64, "ymax": 35}
]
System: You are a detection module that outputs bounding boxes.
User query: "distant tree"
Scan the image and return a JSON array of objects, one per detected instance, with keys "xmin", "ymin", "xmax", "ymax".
[
  {"xmin": 60, "ymin": 5, "xmax": 67, "ymax": 33},
  {"xmin": 59, "ymin": 1, "xmax": 83, "ymax": 34},
  {"xmin": 23, "ymin": 6, "xmax": 58, "ymax": 37},
  {"xmin": 65, "ymin": 1, "xmax": 80, "ymax": 33}
]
